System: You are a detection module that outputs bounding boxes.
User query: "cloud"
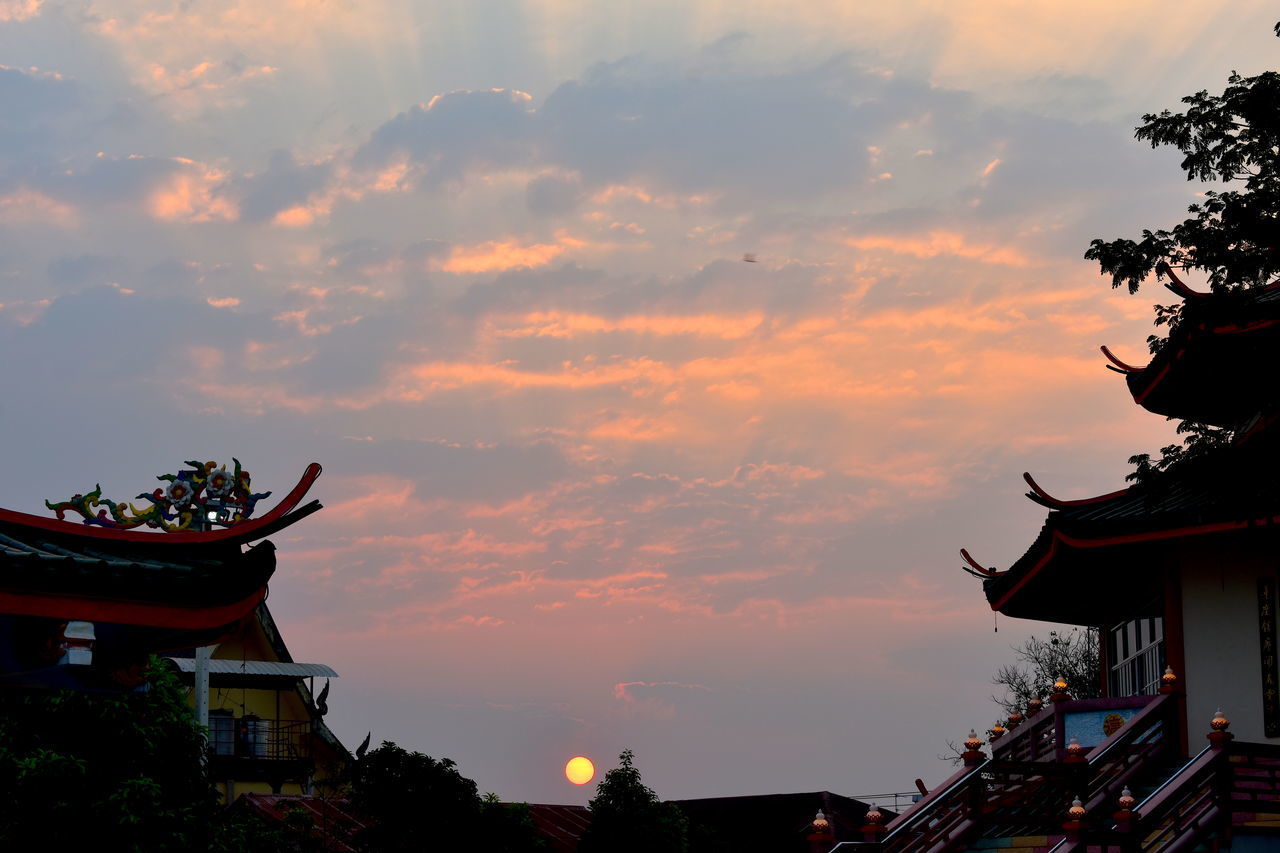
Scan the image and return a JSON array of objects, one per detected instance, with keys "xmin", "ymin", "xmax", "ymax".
[
  {"xmin": 347, "ymin": 53, "xmax": 975, "ymax": 207},
  {"xmin": 232, "ymin": 149, "xmax": 332, "ymax": 224},
  {"xmin": 440, "ymin": 238, "xmax": 568, "ymax": 274},
  {"xmin": 612, "ymin": 680, "xmax": 712, "ymax": 718},
  {"xmin": 354, "ymin": 89, "xmax": 536, "ymax": 188},
  {"xmin": 0, "ymin": 0, "xmax": 40, "ymax": 21},
  {"xmin": 0, "ymin": 188, "xmax": 77, "ymax": 226},
  {"xmin": 0, "ymin": 65, "xmax": 79, "ymax": 160}
]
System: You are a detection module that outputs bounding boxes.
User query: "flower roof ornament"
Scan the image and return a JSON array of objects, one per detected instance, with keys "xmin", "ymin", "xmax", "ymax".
[{"xmin": 45, "ymin": 458, "xmax": 272, "ymax": 532}]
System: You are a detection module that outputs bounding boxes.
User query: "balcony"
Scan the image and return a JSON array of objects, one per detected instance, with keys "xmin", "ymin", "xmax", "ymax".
[{"xmin": 207, "ymin": 713, "xmax": 314, "ymax": 788}]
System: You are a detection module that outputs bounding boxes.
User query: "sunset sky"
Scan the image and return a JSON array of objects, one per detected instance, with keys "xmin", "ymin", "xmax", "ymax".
[{"xmin": 1, "ymin": 1, "xmax": 1276, "ymax": 804}]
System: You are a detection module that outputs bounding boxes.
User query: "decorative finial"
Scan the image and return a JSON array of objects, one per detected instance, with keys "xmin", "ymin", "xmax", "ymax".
[
  {"xmin": 1211, "ymin": 709, "xmax": 1229, "ymax": 731},
  {"xmin": 811, "ymin": 809, "xmax": 830, "ymax": 831},
  {"xmin": 1064, "ymin": 736, "xmax": 1087, "ymax": 763},
  {"xmin": 1118, "ymin": 787, "xmax": 1136, "ymax": 811},
  {"xmin": 1159, "ymin": 666, "xmax": 1177, "ymax": 694},
  {"xmin": 1026, "ymin": 696, "xmax": 1044, "ymax": 716},
  {"xmin": 988, "ymin": 720, "xmax": 1006, "ymax": 742},
  {"xmin": 1063, "ymin": 794, "xmax": 1088, "ymax": 840},
  {"xmin": 860, "ymin": 802, "xmax": 887, "ymax": 841},
  {"xmin": 1007, "ymin": 710, "xmax": 1024, "ymax": 730},
  {"xmin": 962, "ymin": 730, "xmax": 985, "ymax": 765},
  {"xmin": 1208, "ymin": 708, "xmax": 1233, "ymax": 748}
]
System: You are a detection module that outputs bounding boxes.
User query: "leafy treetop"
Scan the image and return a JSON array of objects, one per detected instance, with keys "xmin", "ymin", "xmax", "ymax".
[
  {"xmin": 579, "ymin": 749, "xmax": 689, "ymax": 853},
  {"xmin": 1086, "ymin": 23, "xmax": 1280, "ymax": 294}
]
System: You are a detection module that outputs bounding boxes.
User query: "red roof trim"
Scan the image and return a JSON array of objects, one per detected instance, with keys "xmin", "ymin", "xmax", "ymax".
[
  {"xmin": 1209, "ymin": 316, "xmax": 1280, "ymax": 336},
  {"xmin": 1022, "ymin": 472, "xmax": 1131, "ymax": 508},
  {"xmin": 1131, "ymin": 359, "xmax": 1174, "ymax": 406},
  {"xmin": 0, "ymin": 585, "xmax": 267, "ymax": 629},
  {"xmin": 1, "ymin": 463, "xmax": 322, "ymax": 545},
  {"xmin": 990, "ymin": 514, "xmax": 1280, "ymax": 612}
]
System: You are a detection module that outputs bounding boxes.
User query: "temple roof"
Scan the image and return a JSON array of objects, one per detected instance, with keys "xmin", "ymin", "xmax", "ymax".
[
  {"xmin": 1102, "ymin": 272, "xmax": 1280, "ymax": 427},
  {"xmin": 0, "ymin": 463, "xmax": 322, "ymax": 631},
  {"xmin": 975, "ymin": 458, "xmax": 1280, "ymax": 625}
]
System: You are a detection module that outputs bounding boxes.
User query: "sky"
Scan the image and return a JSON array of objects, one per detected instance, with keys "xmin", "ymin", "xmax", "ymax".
[{"xmin": 1, "ymin": 0, "xmax": 1276, "ymax": 805}]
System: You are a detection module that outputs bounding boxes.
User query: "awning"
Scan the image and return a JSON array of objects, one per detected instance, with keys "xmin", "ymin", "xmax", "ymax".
[{"xmin": 164, "ymin": 657, "xmax": 338, "ymax": 678}]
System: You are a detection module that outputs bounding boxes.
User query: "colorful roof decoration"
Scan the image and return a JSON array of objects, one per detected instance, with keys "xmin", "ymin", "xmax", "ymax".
[{"xmin": 46, "ymin": 458, "xmax": 271, "ymax": 532}]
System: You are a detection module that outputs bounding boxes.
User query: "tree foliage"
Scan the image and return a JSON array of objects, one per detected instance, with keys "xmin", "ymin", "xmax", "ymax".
[
  {"xmin": 1085, "ymin": 24, "xmax": 1280, "ymax": 296},
  {"xmin": 1085, "ymin": 23, "xmax": 1280, "ymax": 484},
  {"xmin": 0, "ymin": 661, "xmax": 218, "ymax": 851},
  {"xmin": 349, "ymin": 742, "xmax": 481, "ymax": 852},
  {"xmin": 578, "ymin": 749, "xmax": 689, "ymax": 853},
  {"xmin": 348, "ymin": 741, "xmax": 544, "ymax": 853},
  {"xmin": 991, "ymin": 628, "xmax": 1100, "ymax": 717}
]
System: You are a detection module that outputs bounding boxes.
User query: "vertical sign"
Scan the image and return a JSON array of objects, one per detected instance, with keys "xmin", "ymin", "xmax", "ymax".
[{"xmin": 1259, "ymin": 578, "xmax": 1280, "ymax": 737}]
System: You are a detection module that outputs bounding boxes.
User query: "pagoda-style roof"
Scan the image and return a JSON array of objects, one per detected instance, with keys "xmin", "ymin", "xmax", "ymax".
[
  {"xmin": 973, "ymin": 461, "xmax": 1280, "ymax": 625},
  {"xmin": 1101, "ymin": 271, "xmax": 1280, "ymax": 427},
  {"xmin": 0, "ymin": 462, "xmax": 322, "ymax": 631}
]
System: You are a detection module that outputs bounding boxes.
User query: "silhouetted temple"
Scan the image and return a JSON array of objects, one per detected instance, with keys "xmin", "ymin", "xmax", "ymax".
[
  {"xmin": 829, "ymin": 273, "xmax": 1280, "ymax": 852},
  {"xmin": 0, "ymin": 461, "xmax": 323, "ymax": 689}
]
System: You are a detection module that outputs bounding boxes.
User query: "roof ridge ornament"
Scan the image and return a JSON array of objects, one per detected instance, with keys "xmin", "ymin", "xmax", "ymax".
[
  {"xmin": 960, "ymin": 548, "xmax": 998, "ymax": 578},
  {"xmin": 1156, "ymin": 262, "xmax": 1210, "ymax": 299},
  {"xmin": 1022, "ymin": 472, "xmax": 1130, "ymax": 510},
  {"xmin": 45, "ymin": 458, "xmax": 271, "ymax": 532},
  {"xmin": 1099, "ymin": 345, "xmax": 1146, "ymax": 374}
]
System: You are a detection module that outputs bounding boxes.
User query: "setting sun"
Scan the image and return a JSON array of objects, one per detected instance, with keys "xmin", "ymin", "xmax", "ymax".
[{"xmin": 565, "ymin": 756, "xmax": 595, "ymax": 785}]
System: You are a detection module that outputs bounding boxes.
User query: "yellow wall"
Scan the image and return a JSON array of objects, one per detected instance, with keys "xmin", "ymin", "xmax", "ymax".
[{"xmin": 184, "ymin": 609, "xmax": 348, "ymax": 801}]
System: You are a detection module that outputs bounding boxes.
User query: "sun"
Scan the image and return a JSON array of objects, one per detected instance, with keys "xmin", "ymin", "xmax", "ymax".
[{"xmin": 565, "ymin": 755, "xmax": 595, "ymax": 785}]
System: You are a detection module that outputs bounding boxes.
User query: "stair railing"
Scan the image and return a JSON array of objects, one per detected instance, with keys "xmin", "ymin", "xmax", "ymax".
[
  {"xmin": 1127, "ymin": 744, "xmax": 1227, "ymax": 852},
  {"xmin": 1080, "ymin": 692, "xmax": 1177, "ymax": 814},
  {"xmin": 829, "ymin": 759, "xmax": 990, "ymax": 853},
  {"xmin": 992, "ymin": 705, "xmax": 1058, "ymax": 763},
  {"xmin": 830, "ymin": 694, "xmax": 1178, "ymax": 853}
]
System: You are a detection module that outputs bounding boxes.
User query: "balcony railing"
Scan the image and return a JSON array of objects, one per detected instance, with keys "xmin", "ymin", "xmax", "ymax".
[{"xmin": 209, "ymin": 715, "xmax": 311, "ymax": 762}]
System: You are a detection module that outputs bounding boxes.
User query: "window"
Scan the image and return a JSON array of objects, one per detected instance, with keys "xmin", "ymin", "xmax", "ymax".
[
  {"xmin": 1108, "ymin": 617, "xmax": 1164, "ymax": 696},
  {"xmin": 209, "ymin": 710, "xmax": 235, "ymax": 756}
]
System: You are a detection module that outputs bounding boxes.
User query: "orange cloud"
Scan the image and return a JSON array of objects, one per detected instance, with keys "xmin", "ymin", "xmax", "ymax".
[
  {"xmin": 0, "ymin": 298, "xmax": 51, "ymax": 326},
  {"xmin": 589, "ymin": 414, "xmax": 681, "ymax": 442},
  {"xmin": 0, "ymin": 0, "xmax": 40, "ymax": 21},
  {"xmin": 846, "ymin": 230, "xmax": 1032, "ymax": 267},
  {"xmin": 148, "ymin": 163, "xmax": 236, "ymax": 222},
  {"xmin": 0, "ymin": 189, "xmax": 77, "ymax": 227},
  {"xmin": 501, "ymin": 311, "xmax": 764, "ymax": 340},
  {"xmin": 439, "ymin": 239, "xmax": 566, "ymax": 273}
]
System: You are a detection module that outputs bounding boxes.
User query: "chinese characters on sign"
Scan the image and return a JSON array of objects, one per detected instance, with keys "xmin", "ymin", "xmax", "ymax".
[{"xmin": 1259, "ymin": 578, "xmax": 1279, "ymax": 738}]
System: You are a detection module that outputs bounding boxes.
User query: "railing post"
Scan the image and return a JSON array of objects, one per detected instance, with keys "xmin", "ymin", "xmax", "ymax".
[{"xmin": 859, "ymin": 805, "xmax": 887, "ymax": 845}]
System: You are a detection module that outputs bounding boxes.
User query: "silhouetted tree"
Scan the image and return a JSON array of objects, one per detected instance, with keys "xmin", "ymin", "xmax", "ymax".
[
  {"xmin": 1086, "ymin": 23, "xmax": 1280, "ymax": 296},
  {"xmin": 348, "ymin": 741, "xmax": 544, "ymax": 852},
  {"xmin": 1085, "ymin": 22, "xmax": 1280, "ymax": 481},
  {"xmin": 991, "ymin": 628, "xmax": 1100, "ymax": 716},
  {"xmin": 579, "ymin": 749, "xmax": 689, "ymax": 853},
  {"xmin": 349, "ymin": 742, "xmax": 482, "ymax": 852},
  {"xmin": 0, "ymin": 662, "xmax": 219, "ymax": 851}
]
